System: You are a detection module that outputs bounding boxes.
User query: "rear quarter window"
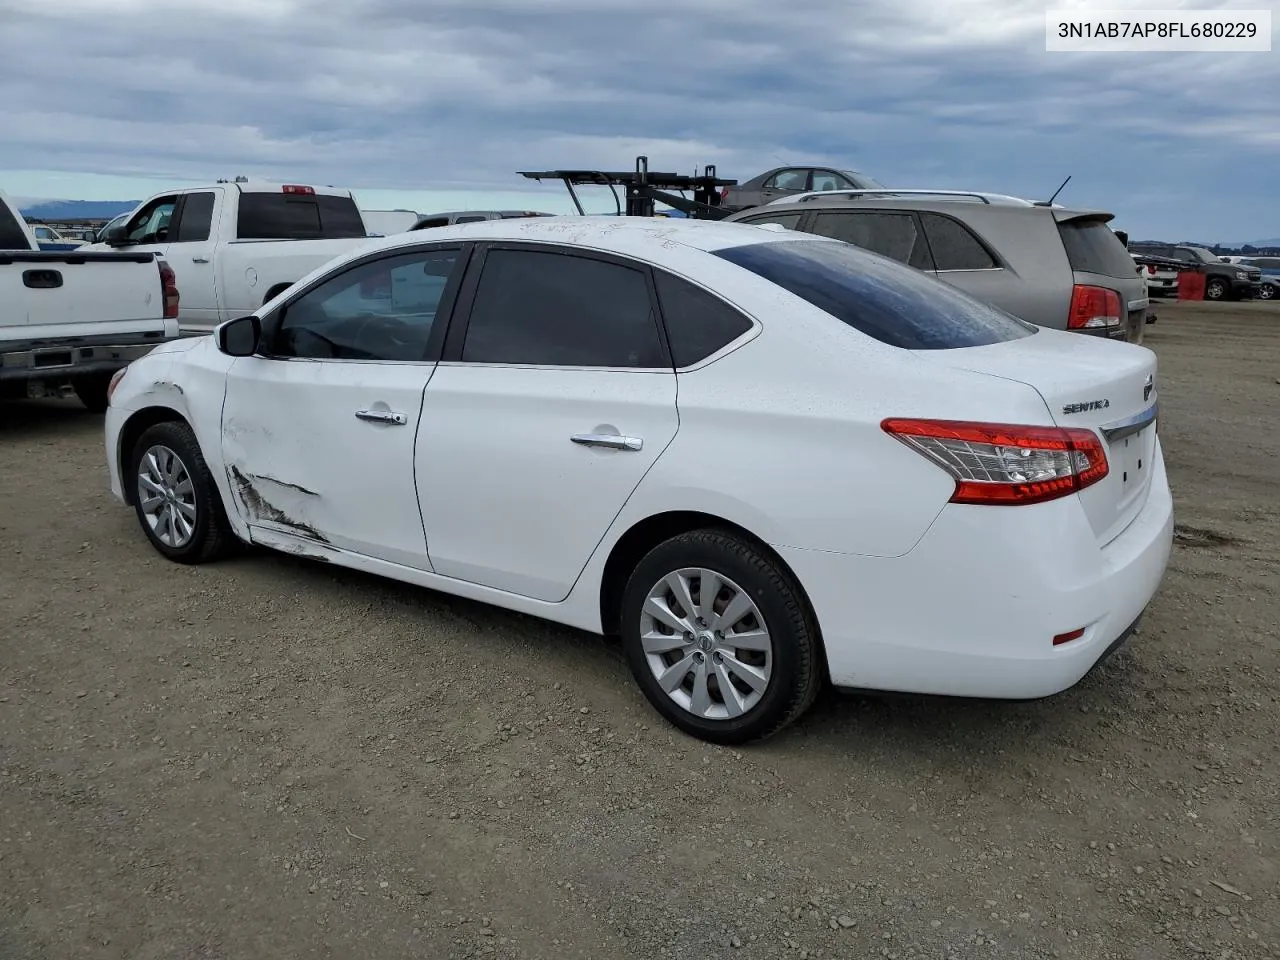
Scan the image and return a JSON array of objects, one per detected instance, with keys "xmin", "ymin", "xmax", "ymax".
[
  {"xmin": 712, "ymin": 238, "xmax": 1036, "ymax": 350},
  {"xmin": 1058, "ymin": 220, "xmax": 1147, "ymax": 279}
]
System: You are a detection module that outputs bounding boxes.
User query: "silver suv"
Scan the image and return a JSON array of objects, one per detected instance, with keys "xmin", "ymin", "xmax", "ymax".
[{"xmin": 725, "ymin": 189, "xmax": 1148, "ymax": 343}]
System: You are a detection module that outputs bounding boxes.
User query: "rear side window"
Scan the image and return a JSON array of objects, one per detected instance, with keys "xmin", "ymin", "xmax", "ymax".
[
  {"xmin": 174, "ymin": 192, "xmax": 215, "ymax": 242},
  {"xmin": 919, "ymin": 213, "xmax": 998, "ymax": 270},
  {"xmin": 809, "ymin": 212, "xmax": 934, "ymax": 270},
  {"xmin": 237, "ymin": 193, "xmax": 367, "ymax": 240},
  {"xmin": 462, "ymin": 249, "xmax": 667, "ymax": 368},
  {"xmin": 740, "ymin": 213, "xmax": 803, "ymax": 230},
  {"xmin": 653, "ymin": 270, "xmax": 753, "ymax": 366},
  {"xmin": 1056, "ymin": 220, "xmax": 1138, "ymax": 279},
  {"xmin": 0, "ymin": 202, "xmax": 30, "ymax": 248},
  {"xmin": 712, "ymin": 238, "xmax": 1036, "ymax": 350}
]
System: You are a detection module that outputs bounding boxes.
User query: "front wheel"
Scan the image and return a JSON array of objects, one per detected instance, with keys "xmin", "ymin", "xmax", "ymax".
[
  {"xmin": 619, "ymin": 529, "xmax": 822, "ymax": 744},
  {"xmin": 129, "ymin": 420, "xmax": 237, "ymax": 564}
]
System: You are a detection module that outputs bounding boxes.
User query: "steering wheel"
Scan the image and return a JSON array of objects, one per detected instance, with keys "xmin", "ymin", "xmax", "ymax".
[{"xmin": 350, "ymin": 314, "xmax": 426, "ymax": 361}]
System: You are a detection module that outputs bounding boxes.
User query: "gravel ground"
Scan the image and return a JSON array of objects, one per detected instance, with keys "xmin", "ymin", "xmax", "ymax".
[{"xmin": 2, "ymin": 300, "xmax": 1277, "ymax": 960}]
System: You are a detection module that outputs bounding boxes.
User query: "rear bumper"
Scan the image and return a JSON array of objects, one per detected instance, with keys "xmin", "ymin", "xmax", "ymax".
[
  {"xmin": 778, "ymin": 440, "xmax": 1174, "ymax": 699},
  {"xmin": 0, "ymin": 335, "xmax": 169, "ymax": 382}
]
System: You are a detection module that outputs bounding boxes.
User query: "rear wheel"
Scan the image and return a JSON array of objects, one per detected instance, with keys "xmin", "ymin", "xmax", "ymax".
[
  {"xmin": 74, "ymin": 373, "xmax": 113, "ymax": 413},
  {"xmin": 129, "ymin": 421, "xmax": 237, "ymax": 564},
  {"xmin": 1204, "ymin": 277, "xmax": 1229, "ymax": 301},
  {"xmin": 619, "ymin": 529, "xmax": 822, "ymax": 744}
]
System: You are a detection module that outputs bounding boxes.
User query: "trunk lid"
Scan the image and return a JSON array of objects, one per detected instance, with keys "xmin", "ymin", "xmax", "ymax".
[{"xmin": 912, "ymin": 329, "xmax": 1158, "ymax": 546}]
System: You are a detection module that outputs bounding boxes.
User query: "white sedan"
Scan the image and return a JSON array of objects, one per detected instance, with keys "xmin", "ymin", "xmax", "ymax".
[{"xmin": 103, "ymin": 216, "xmax": 1173, "ymax": 744}]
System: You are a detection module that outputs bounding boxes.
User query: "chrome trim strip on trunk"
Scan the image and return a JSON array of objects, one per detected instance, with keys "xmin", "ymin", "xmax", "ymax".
[{"xmin": 1100, "ymin": 401, "xmax": 1158, "ymax": 442}]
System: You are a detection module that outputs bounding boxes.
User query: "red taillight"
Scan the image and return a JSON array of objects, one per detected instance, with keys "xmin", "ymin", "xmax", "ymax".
[
  {"xmin": 1146, "ymin": 264, "xmax": 1157, "ymax": 275},
  {"xmin": 157, "ymin": 260, "xmax": 179, "ymax": 319},
  {"xmin": 881, "ymin": 418, "xmax": 1109, "ymax": 506},
  {"xmin": 719, "ymin": 187, "xmax": 730, "ymax": 201},
  {"xmin": 1068, "ymin": 284, "xmax": 1122, "ymax": 331},
  {"xmin": 282, "ymin": 184, "xmax": 315, "ymax": 195}
]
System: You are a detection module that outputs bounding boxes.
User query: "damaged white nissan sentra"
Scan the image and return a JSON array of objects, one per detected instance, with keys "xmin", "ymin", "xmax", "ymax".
[{"xmin": 103, "ymin": 216, "xmax": 1173, "ymax": 744}]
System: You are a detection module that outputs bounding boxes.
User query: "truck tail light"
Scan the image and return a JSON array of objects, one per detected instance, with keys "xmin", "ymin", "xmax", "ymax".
[
  {"xmin": 1068, "ymin": 284, "xmax": 1122, "ymax": 331},
  {"xmin": 881, "ymin": 418, "xmax": 1109, "ymax": 506},
  {"xmin": 158, "ymin": 259, "xmax": 180, "ymax": 319},
  {"xmin": 282, "ymin": 184, "xmax": 316, "ymax": 195}
]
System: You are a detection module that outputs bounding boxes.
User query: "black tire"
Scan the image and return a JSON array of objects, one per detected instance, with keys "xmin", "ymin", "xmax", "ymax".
[
  {"xmin": 1204, "ymin": 277, "xmax": 1229, "ymax": 301},
  {"xmin": 128, "ymin": 420, "xmax": 237, "ymax": 564},
  {"xmin": 1260, "ymin": 284, "xmax": 1276, "ymax": 301},
  {"xmin": 619, "ymin": 528, "xmax": 822, "ymax": 745},
  {"xmin": 74, "ymin": 373, "xmax": 113, "ymax": 413}
]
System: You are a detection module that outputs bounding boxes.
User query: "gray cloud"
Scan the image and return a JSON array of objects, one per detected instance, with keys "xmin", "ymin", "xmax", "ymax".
[{"xmin": 1, "ymin": 0, "xmax": 1276, "ymax": 237}]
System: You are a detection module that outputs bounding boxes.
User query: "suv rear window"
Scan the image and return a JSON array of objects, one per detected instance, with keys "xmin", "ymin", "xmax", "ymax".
[
  {"xmin": 236, "ymin": 193, "xmax": 367, "ymax": 240},
  {"xmin": 712, "ymin": 238, "xmax": 1036, "ymax": 350},
  {"xmin": 1057, "ymin": 220, "xmax": 1140, "ymax": 279}
]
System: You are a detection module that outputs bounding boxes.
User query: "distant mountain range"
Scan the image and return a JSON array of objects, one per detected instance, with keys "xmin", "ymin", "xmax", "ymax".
[{"xmin": 19, "ymin": 199, "xmax": 139, "ymax": 220}]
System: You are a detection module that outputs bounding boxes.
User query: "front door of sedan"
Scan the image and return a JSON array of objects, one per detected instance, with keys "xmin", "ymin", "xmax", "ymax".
[
  {"xmin": 415, "ymin": 243, "xmax": 680, "ymax": 603},
  {"xmin": 220, "ymin": 244, "xmax": 468, "ymax": 568}
]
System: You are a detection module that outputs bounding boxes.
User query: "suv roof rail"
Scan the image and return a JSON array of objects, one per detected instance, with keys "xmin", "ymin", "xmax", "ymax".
[{"xmin": 769, "ymin": 188, "xmax": 1037, "ymax": 207}]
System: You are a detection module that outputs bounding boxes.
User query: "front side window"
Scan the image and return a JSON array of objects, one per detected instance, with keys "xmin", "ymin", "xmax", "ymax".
[
  {"xmin": 810, "ymin": 170, "xmax": 854, "ymax": 192},
  {"xmin": 461, "ymin": 248, "xmax": 666, "ymax": 368},
  {"xmin": 712, "ymin": 238, "xmax": 1036, "ymax": 350},
  {"xmin": 270, "ymin": 249, "xmax": 462, "ymax": 362},
  {"xmin": 126, "ymin": 197, "xmax": 178, "ymax": 244},
  {"xmin": 766, "ymin": 170, "xmax": 809, "ymax": 191}
]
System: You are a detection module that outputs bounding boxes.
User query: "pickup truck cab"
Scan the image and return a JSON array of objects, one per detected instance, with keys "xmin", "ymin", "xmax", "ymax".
[
  {"xmin": 83, "ymin": 178, "xmax": 376, "ymax": 334},
  {"xmin": 1, "ymin": 187, "xmax": 179, "ymax": 410}
]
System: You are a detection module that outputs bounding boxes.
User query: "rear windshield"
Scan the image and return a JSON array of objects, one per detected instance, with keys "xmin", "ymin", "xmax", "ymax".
[
  {"xmin": 712, "ymin": 238, "xmax": 1036, "ymax": 350},
  {"xmin": 0, "ymin": 202, "xmax": 32, "ymax": 250},
  {"xmin": 1057, "ymin": 220, "xmax": 1137, "ymax": 279},
  {"xmin": 236, "ymin": 193, "xmax": 367, "ymax": 240}
]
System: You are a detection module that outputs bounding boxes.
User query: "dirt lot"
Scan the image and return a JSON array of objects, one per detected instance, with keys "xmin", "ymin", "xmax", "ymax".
[{"xmin": 2, "ymin": 300, "xmax": 1277, "ymax": 960}]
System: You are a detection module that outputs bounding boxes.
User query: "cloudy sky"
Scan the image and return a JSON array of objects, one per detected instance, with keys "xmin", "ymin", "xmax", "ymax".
[{"xmin": 1, "ymin": 0, "xmax": 1276, "ymax": 241}]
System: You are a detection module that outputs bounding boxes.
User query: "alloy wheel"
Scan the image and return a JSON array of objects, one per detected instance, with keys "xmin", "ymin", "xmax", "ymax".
[{"xmin": 136, "ymin": 444, "xmax": 198, "ymax": 548}]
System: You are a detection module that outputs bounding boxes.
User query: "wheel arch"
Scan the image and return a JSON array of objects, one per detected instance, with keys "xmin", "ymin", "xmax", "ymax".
[
  {"xmin": 117, "ymin": 405, "xmax": 191, "ymax": 505},
  {"xmin": 597, "ymin": 510, "xmax": 826, "ymax": 668}
]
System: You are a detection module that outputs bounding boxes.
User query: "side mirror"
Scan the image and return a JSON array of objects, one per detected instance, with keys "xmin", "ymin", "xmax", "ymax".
[
  {"xmin": 103, "ymin": 224, "xmax": 130, "ymax": 246},
  {"xmin": 216, "ymin": 315, "xmax": 261, "ymax": 357}
]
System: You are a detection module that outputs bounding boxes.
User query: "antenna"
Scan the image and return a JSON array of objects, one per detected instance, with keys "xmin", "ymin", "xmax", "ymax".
[{"xmin": 1044, "ymin": 175, "xmax": 1071, "ymax": 206}]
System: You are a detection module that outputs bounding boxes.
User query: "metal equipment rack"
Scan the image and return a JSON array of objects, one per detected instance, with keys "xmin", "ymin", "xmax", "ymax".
[{"xmin": 517, "ymin": 156, "xmax": 739, "ymax": 220}]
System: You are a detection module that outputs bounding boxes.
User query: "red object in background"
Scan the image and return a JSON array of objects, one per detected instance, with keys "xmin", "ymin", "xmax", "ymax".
[{"xmin": 1178, "ymin": 269, "xmax": 1205, "ymax": 301}]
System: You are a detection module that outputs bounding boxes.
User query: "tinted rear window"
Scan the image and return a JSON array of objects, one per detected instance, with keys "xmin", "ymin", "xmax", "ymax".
[
  {"xmin": 0, "ymin": 202, "xmax": 32, "ymax": 249},
  {"xmin": 236, "ymin": 193, "xmax": 367, "ymax": 240},
  {"xmin": 1057, "ymin": 220, "xmax": 1138, "ymax": 279},
  {"xmin": 712, "ymin": 238, "xmax": 1036, "ymax": 350}
]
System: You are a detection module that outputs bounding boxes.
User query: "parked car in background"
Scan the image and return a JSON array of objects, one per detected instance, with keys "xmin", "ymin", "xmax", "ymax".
[
  {"xmin": 81, "ymin": 177, "xmax": 378, "ymax": 334},
  {"xmin": 720, "ymin": 166, "xmax": 885, "ymax": 211},
  {"xmin": 26, "ymin": 221, "xmax": 86, "ymax": 251},
  {"xmin": 726, "ymin": 189, "xmax": 1148, "ymax": 342},
  {"xmin": 361, "ymin": 209, "xmax": 420, "ymax": 236},
  {"xmin": 1133, "ymin": 252, "xmax": 1179, "ymax": 297},
  {"xmin": 1, "ymin": 187, "xmax": 178, "ymax": 410},
  {"xmin": 1128, "ymin": 243, "xmax": 1261, "ymax": 301},
  {"xmin": 104, "ymin": 216, "xmax": 1171, "ymax": 744},
  {"xmin": 1240, "ymin": 257, "xmax": 1280, "ymax": 299},
  {"xmin": 410, "ymin": 210, "xmax": 555, "ymax": 229}
]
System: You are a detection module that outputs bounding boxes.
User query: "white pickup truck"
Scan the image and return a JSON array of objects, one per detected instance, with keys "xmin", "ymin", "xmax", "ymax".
[
  {"xmin": 1, "ymin": 187, "xmax": 179, "ymax": 410},
  {"xmin": 82, "ymin": 178, "xmax": 377, "ymax": 335}
]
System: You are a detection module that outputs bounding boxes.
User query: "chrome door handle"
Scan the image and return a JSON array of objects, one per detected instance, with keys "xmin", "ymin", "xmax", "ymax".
[
  {"xmin": 192, "ymin": 256, "xmax": 210, "ymax": 263},
  {"xmin": 571, "ymin": 433, "xmax": 643, "ymax": 451},
  {"xmin": 355, "ymin": 409, "xmax": 408, "ymax": 425}
]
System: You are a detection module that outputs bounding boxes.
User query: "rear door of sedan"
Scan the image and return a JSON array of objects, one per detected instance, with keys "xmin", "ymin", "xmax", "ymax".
[{"xmin": 414, "ymin": 241, "xmax": 680, "ymax": 602}]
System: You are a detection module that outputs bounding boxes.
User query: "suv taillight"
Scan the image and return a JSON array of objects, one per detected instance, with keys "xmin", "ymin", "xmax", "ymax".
[
  {"xmin": 1068, "ymin": 284, "xmax": 1122, "ymax": 332},
  {"xmin": 881, "ymin": 418, "xmax": 1109, "ymax": 506},
  {"xmin": 158, "ymin": 259, "xmax": 180, "ymax": 319}
]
